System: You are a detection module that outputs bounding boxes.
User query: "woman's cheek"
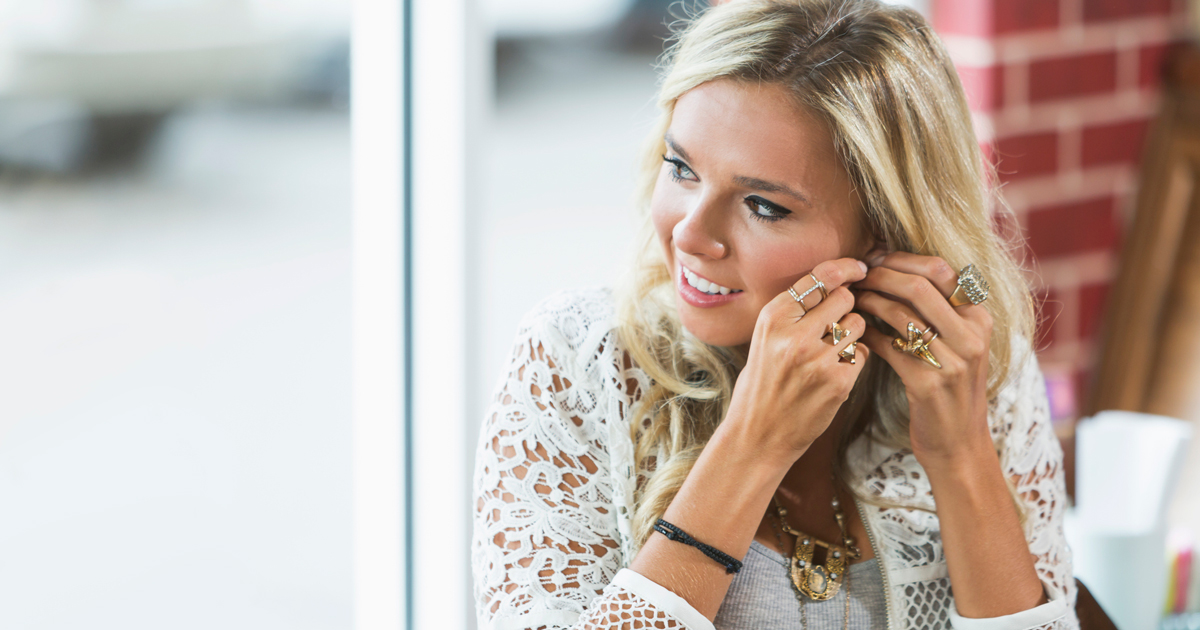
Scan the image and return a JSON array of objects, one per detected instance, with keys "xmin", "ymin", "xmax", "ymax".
[
  {"xmin": 650, "ymin": 181, "xmax": 683, "ymax": 255},
  {"xmin": 743, "ymin": 242, "xmax": 819, "ymax": 296}
]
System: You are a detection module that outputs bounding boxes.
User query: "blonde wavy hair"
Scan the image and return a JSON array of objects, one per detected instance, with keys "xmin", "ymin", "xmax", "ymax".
[{"xmin": 616, "ymin": 0, "xmax": 1037, "ymax": 550}]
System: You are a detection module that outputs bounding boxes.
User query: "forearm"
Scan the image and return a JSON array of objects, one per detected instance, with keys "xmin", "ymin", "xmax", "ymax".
[
  {"xmin": 628, "ymin": 421, "xmax": 793, "ymax": 620},
  {"xmin": 922, "ymin": 436, "xmax": 1047, "ymax": 618}
]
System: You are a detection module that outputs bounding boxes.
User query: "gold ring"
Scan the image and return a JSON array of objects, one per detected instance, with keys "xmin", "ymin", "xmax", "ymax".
[
  {"xmin": 891, "ymin": 322, "xmax": 941, "ymax": 369},
  {"xmin": 824, "ymin": 322, "xmax": 849, "ymax": 345},
  {"xmin": 948, "ymin": 264, "xmax": 990, "ymax": 307},
  {"xmin": 838, "ymin": 341, "xmax": 857, "ymax": 364}
]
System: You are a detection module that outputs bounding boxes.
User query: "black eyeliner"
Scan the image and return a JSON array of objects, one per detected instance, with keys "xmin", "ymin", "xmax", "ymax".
[{"xmin": 745, "ymin": 195, "xmax": 792, "ymax": 222}]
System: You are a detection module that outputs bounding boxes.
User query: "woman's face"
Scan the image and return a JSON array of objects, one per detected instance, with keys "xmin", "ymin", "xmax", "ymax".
[{"xmin": 651, "ymin": 78, "xmax": 872, "ymax": 348}]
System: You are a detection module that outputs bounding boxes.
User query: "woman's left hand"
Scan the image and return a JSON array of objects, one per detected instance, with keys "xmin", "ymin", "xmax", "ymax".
[{"xmin": 851, "ymin": 251, "xmax": 994, "ymax": 468}]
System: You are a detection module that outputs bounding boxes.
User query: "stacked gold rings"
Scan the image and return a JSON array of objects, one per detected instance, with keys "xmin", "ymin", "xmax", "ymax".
[
  {"xmin": 893, "ymin": 323, "xmax": 940, "ymax": 369},
  {"xmin": 891, "ymin": 264, "xmax": 990, "ymax": 368}
]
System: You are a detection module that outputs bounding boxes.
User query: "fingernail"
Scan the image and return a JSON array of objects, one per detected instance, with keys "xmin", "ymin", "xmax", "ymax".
[
  {"xmin": 857, "ymin": 260, "xmax": 868, "ymax": 274},
  {"xmin": 866, "ymin": 254, "xmax": 886, "ymax": 268}
]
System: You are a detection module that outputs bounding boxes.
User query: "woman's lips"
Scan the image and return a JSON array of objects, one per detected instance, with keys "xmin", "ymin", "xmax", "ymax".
[{"xmin": 677, "ymin": 264, "xmax": 743, "ymax": 308}]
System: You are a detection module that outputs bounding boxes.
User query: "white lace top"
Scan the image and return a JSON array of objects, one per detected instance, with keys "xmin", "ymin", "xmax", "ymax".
[{"xmin": 472, "ymin": 287, "xmax": 1080, "ymax": 630}]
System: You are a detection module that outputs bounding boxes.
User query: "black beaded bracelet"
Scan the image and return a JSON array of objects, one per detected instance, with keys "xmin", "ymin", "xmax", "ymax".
[{"xmin": 653, "ymin": 518, "xmax": 743, "ymax": 574}]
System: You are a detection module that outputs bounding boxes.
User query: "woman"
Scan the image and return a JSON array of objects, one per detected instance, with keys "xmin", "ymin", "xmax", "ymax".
[{"xmin": 472, "ymin": 1, "xmax": 1077, "ymax": 628}]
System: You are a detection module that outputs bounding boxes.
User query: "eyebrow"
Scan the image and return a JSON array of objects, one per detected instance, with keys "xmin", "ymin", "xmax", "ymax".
[{"xmin": 664, "ymin": 132, "xmax": 813, "ymax": 208}]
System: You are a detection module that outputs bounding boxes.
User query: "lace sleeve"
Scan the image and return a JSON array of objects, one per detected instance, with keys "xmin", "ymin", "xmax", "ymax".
[
  {"xmin": 471, "ymin": 301, "xmax": 708, "ymax": 630},
  {"xmin": 950, "ymin": 346, "xmax": 1081, "ymax": 630}
]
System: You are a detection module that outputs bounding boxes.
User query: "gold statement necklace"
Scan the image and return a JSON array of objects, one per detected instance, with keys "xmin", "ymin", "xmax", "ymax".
[{"xmin": 770, "ymin": 481, "xmax": 862, "ymax": 605}]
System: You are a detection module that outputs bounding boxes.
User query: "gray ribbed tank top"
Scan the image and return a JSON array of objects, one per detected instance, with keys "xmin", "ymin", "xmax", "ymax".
[{"xmin": 714, "ymin": 540, "xmax": 887, "ymax": 629}]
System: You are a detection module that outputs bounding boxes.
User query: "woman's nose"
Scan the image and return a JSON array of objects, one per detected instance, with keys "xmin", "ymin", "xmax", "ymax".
[{"xmin": 673, "ymin": 198, "xmax": 728, "ymax": 260}]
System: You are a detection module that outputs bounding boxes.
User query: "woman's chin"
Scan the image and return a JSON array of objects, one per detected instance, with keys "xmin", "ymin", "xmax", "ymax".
[{"xmin": 678, "ymin": 311, "xmax": 752, "ymax": 348}]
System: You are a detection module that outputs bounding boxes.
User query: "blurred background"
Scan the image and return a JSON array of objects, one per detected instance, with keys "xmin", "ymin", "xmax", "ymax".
[
  {"xmin": 0, "ymin": 0, "xmax": 351, "ymax": 627},
  {"xmin": 3, "ymin": 0, "xmax": 1198, "ymax": 628}
]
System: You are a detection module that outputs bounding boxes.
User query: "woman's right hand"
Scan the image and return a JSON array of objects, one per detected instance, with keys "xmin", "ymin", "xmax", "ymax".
[
  {"xmin": 722, "ymin": 257, "xmax": 870, "ymax": 464},
  {"xmin": 628, "ymin": 257, "xmax": 869, "ymax": 619}
]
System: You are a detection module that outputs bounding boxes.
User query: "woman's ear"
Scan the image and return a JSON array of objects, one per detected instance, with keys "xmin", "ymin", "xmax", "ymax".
[
  {"xmin": 857, "ymin": 233, "xmax": 886, "ymax": 262},
  {"xmin": 854, "ymin": 213, "xmax": 885, "ymax": 261},
  {"xmin": 864, "ymin": 245, "xmax": 888, "ymax": 268}
]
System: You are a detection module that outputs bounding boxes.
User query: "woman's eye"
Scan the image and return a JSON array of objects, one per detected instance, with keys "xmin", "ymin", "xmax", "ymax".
[
  {"xmin": 662, "ymin": 155, "xmax": 696, "ymax": 182},
  {"xmin": 746, "ymin": 195, "xmax": 791, "ymax": 222}
]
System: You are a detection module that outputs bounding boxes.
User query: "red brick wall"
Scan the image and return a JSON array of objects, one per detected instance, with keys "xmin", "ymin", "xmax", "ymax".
[{"xmin": 933, "ymin": 0, "xmax": 1190, "ymax": 428}]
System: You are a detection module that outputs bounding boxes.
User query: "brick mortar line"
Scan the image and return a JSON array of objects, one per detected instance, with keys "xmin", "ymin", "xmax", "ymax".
[
  {"xmin": 974, "ymin": 89, "xmax": 1160, "ymax": 139},
  {"xmin": 998, "ymin": 165, "xmax": 1137, "ymax": 212},
  {"xmin": 941, "ymin": 15, "xmax": 1184, "ymax": 67},
  {"xmin": 1028, "ymin": 251, "xmax": 1116, "ymax": 289},
  {"xmin": 971, "ymin": 113, "xmax": 996, "ymax": 143},
  {"xmin": 1059, "ymin": 121, "xmax": 1082, "ymax": 175}
]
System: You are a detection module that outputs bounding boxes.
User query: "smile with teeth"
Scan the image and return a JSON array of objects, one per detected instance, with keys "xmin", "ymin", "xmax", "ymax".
[{"xmin": 683, "ymin": 266, "xmax": 742, "ymax": 295}]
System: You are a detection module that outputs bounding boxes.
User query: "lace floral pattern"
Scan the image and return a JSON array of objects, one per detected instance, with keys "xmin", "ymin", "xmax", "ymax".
[
  {"xmin": 472, "ymin": 288, "xmax": 1079, "ymax": 630},
  {"xmin": 849, "ymin": 336, "xmax": 1078, "ymax": 629},
  {"xmin": 472, "ymin": 289, "xmax": 654, "ymax": 628}
]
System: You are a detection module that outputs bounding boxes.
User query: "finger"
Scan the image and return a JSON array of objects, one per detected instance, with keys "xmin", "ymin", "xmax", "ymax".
[
  {"xmin": 786, "ymin": 258, "xmax": 868, "ymax": 312},
  {"xmin": 859, "ymin": 326, "xmax": 905, "ymax": 371},
  {"xmin": 854, "ymin": 290, "xmax": 963, "ymax": 367},
  {"xmin": 865, "ymin": 251, "xmax": 958, "ymax": 298},
  {"xmin": 860, "ymin": 326, "xmax": 955, "ymax": 375},
  {"xmin": 852, "ymin": 266, "xmax": 973, "ymax": 348},
  {"xmin": 819, "ymin": 311, "xmax": 865, "ymax": 348},
  {"xmin": 854, "ymin": 289, "xmax": 930, "ymax": 336},
  {"xmin": 837, "ymin": 312, "xmax": 866, "ymax": 346},
  {"xmin": 826, "ymin": 313, "xmax": 869, "ymax": 370},
  {"xmin": 762, "ymin": 279, "xmax": 853, "ymax": 336},
  {"xmin": 800, "ymin": 285, "xmax": 856, "ymax": 337},
  {"xmin": 834, "ymin": 312, "xmax": 866, "ymax": 363},
  {"xmin": 839, "ymin": 331, "xmax": 870, "ymax": 371},
  {"xmin": 864, "ymin": 253, "xmax": 993, "ymax": 338},
  {"xmin": 852, "ymin": 337, "xmax": 870, "ymax": 368},
  {"xmin": 817, "ymin": 257, "xmax": 870, "ymax": 290}
]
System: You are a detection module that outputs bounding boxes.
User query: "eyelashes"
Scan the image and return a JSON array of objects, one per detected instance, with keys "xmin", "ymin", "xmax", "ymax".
[
  {"xmin": 745, "ymin": 196, "xmax": 791, "ymax": 222},
  {"xmin": 661, "ymin": 154, "xmax": 793, "ymax": 223},
  {"xmin": 662, "ymin": 155, "xmax": 695, "ymax": 183}
]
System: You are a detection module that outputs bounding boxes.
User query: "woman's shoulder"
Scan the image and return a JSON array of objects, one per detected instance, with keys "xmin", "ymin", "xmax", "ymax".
[
  {"xmin": 518, "ymin": 286, "xmax": 617, "ymax": 328},
  {"xmin": 514, "ymin": 286, "xmax": 621, "ymax": 368},
  {"xmin": 490, "ymin": 287, "xmax": 638, "ymax": 479}
]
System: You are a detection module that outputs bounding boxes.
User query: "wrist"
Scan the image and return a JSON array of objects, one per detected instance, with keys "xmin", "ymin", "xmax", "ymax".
[
  {"xmin": 633, "ymin": 416, "xmax": 796, "ymax": 619},
  {"xmin": 662, "ymin": 421, "xmax": 794, "ymax": 528},
  {"xmin": 914, "ymin": 428, "xmax": 997, "ymax": 480},
  {"xmin": 713, "ymin": 415, "xmax": 806, "ymax": 473}
]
